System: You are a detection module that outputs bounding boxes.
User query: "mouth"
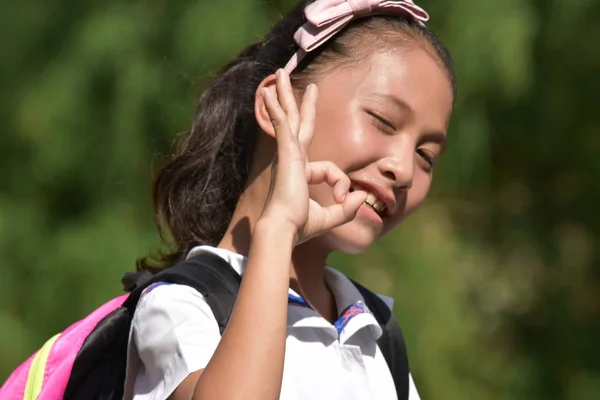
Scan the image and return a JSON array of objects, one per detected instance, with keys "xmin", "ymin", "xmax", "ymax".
[{"xmin": 349, "ymin": 186, "xmax": 388, "ymax": 218}]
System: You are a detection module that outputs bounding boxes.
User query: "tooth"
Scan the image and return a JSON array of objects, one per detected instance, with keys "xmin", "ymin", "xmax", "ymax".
[
  {"xmin": 373, "ymin": 199, "xmax": 386, "ymax": 212},
  {"xmin": 365, "ymin": 192, "xmax": 377, "ymax": 206}
]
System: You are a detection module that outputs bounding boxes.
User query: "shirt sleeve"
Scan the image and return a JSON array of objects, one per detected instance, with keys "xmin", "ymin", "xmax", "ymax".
[{"xmin": 128, "ymin": 283, "xmax": 222, "ymax": 400}]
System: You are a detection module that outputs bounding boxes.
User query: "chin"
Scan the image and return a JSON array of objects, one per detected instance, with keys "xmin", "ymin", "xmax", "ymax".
[{"xmin": 320, "ymin": 221, "xmax": 382, "ymax": 254}]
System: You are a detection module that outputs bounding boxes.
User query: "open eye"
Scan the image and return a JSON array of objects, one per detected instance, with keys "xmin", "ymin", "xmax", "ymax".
[{"xmin": 367, "ymin": 112, "xmax": 396, "ymax": 135}]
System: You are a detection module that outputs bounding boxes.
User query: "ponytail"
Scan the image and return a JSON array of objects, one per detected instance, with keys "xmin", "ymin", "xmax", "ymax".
[
  {"xmin": 138, "ymin": 2, "xmax": 311, "ymax": 271},
  {"xmin": 137, "ymin": 42, "xmax": 264, "ymax": 271}
]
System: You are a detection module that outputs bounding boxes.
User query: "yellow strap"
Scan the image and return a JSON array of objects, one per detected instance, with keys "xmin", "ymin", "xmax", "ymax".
[{"xmin": 23, "ymin": 333, "xmax": 61, "ymax": 400}]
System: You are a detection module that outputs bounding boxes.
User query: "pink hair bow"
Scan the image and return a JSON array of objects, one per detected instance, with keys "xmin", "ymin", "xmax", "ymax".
[{"xmin": 284, "ymin": 0, "xmax": 429, "ymax": 73}]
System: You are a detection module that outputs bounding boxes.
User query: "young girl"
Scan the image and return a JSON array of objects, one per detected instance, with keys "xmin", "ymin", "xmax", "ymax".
[{"xmin": 124, "ymin": 0, "xmax": 455, "ymax": 399}]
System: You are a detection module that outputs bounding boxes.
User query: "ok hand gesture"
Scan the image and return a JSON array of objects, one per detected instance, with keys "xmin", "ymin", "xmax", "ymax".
[{"xmin": 259, "ymin": 70, "xmax": 367, "ymax": 245}]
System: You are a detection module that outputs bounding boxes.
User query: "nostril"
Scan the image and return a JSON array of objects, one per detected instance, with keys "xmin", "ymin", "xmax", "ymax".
[{"xmin": 382, "ymin": 171, "xmax": 396, "ymax": 181}]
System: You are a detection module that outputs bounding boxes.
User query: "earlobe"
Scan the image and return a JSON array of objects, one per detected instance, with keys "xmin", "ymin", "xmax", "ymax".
[{"xmin": 254, "ymin": 73, "xmax": 278, "ymax": 138}]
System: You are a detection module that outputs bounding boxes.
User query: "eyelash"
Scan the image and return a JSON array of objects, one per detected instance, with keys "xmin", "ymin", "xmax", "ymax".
[
  {"xmin": 368, "ymin": 112, "xmax": 396, "ymax": 135},
  {"xmin": 417, "ymin": 149, "xmax": 436, "ymax": 168},
  {"xmin": 368, "ymin": 112, "xmax": 437, "ymax": 170}
]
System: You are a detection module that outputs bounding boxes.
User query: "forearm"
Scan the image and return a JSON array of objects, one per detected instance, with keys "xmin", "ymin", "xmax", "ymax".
[{"xmin": 193, "ymin": 219, "xmax": 295, "ymax": 400}]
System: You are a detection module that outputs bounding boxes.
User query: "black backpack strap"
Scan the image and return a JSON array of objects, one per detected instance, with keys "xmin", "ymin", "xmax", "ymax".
[
  {"xmin": 122, "ymin": 252, "xmax": 242, "ymax": 333},
  {"xmin": 351, "ymin": 279, "xmax": 410, "ymax": 400},
  {"xmin": 64, "ymin": 253, "xmax": 241, "ymax": 400}
]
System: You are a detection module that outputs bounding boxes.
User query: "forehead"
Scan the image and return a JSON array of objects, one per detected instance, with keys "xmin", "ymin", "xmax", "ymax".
[{"xmin": 319, "ymin": 47, "xmax": 454, "ymax": 130}]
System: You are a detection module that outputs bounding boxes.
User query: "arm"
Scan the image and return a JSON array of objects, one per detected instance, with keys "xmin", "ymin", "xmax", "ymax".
[{"xmin": 189, "ymin": 220, "xmax": 295, "ymax": 400}]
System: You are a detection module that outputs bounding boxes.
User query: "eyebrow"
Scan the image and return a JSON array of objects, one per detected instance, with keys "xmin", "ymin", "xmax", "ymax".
[{"xmin": 372, "ymin": 93, "xmax": 414, "ymax": 114}]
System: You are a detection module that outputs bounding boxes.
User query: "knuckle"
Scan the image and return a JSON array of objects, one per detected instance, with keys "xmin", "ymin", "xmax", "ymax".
[
  {"xmin": 323, "ymin": 160, "xmax": 335, "ymax": 170},
  {"xmin": 327, "ymin": 161, "xmax": 343, "ymax": 175}
]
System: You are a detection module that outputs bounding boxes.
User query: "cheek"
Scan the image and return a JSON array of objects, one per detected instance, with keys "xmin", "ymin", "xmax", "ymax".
[
  {"xmin": 408, "ymin": 171, "xmax": 433, "ymax": 208},
  {"xmin": 308, "ymin": 101, "xmax": 366, "ymax": 162},
  {"xmin": 387, "ymin": 175, "xmax": 432, "ymax": 228},
  {"xmin": 307, "ymin": 180, "xmax": 338, "ymax": 209},
  {"xmin": 407, "ymin": 178, "xmax": 431, "ymax": 212}
]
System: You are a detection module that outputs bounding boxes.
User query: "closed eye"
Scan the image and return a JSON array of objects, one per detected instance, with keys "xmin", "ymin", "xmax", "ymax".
[
  {"xmin": 417, "ymin": 149, "xmax": 436, "ymax": 170},
  {"xmin": 367, "ymin": 112, "xmax": 396, "ymax": 135}
]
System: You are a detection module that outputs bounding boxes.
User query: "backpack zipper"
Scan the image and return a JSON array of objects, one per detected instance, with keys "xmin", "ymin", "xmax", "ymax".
[{"xmin": 23, "ymin": 333, "xmax": 61, "ymax": 400}]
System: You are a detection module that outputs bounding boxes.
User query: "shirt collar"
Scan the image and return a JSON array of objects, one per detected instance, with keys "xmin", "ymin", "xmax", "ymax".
[{"xmin": 187, "ymin": 246, "xmax": 383, "ymax": 342}]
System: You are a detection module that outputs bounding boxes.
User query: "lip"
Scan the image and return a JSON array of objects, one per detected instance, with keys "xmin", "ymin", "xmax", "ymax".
[{"xmin": 350, "ymin": 180, "xmax": 397, "ymax": 217}]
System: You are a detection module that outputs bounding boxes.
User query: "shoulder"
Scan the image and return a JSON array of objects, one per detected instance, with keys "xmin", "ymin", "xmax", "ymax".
[
  {"xmin": 132, "ymin": 283, "xmax": 221, "ymax": 342},
  {"xmin": 136, "ymin": 281, "xmax": 207, "ymax": 307},
  {"xmin": 130, "ymin": 283, "xmax": 222, "ymax": 368},
  {"xmin": 126, "ymin": 283, "xmax": 222, "ymax": 400}
]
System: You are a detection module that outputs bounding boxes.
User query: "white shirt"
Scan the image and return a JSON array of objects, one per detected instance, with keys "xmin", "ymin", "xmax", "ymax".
[{"xmin": 123, "ymin": 246, "xmax": 420, "ymax": 400}]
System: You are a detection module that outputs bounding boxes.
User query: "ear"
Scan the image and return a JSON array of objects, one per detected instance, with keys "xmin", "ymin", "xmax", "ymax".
[{"xmin": 254, "ymin": 73, "xmax": 278, "ymax": 138}]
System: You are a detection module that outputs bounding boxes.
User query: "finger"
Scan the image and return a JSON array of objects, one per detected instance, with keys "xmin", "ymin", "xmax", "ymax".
[
  {"xmin": 275, "ymin": 69, "xmax": 300, "ymax": 134},
  {"xmin": 319, "ymin": 190, "xmax": 367, "ymax": 230},
  {"xmin": 262, "ymin": 87, "xmax": 296, "ymax": 147},
  {"xmin": 306, "ymin": 161, "xmax": 350, "ymax": 203},
  {"xmin": 262, "ymin": 87, "xmax": 302, "ymax": 165},
  {"xmin": 298, "ymin": 84, "xmax": 318, "ymax": 153}
]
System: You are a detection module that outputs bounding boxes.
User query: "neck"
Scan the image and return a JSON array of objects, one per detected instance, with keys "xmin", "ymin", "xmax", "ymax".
[
  {"xmin": 289, "ymin": 242, "xmax": 338, "ymax": 322},
  {"xmin": 218, "ymin": 173, "xmax": 338, "ymax": 322},
  {"xmin": 289, "ymin": 241, "xmax": 329, "ymax": 300}
]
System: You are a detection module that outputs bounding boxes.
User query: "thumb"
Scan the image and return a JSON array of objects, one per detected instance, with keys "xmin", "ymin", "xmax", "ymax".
[
  {"xmin": 317, "ymin": 190, "xmax": 368, "ymax": 232},
  {"xmin": 342, "ymin": 190, "xmax": 368, "ymax": 219}
]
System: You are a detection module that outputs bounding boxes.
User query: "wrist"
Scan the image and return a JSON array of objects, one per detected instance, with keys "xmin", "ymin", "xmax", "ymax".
[{"xmin": 254, "ymin": 217, "xmax": 298, "ymax": 246}]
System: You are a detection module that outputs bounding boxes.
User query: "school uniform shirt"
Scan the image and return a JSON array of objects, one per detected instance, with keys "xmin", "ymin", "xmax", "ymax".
[{"xmin": 123, "ymin": 245, "xmax": 421, "ymax": 400}]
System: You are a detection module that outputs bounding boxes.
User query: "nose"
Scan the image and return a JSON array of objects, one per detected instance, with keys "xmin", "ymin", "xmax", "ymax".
[{"xmin": 377, "ymin": 155, "xmax": 414, "ymax": 190}]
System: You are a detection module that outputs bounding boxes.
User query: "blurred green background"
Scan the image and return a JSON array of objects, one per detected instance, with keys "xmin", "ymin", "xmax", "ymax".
[{"xmin": 1, "ymin": 0, "xmax": 599, "ymax": 398}]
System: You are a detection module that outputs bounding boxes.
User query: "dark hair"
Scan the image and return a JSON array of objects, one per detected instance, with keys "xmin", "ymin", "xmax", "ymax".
[{"xmin": 138, "ymin": 0, "xmax": 456, "ymax": 271}]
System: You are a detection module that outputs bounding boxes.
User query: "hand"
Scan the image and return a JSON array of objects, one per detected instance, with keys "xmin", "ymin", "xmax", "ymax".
[{"xmin": 259, "ymin": 69, "xmax": 367, "ymax": 245}]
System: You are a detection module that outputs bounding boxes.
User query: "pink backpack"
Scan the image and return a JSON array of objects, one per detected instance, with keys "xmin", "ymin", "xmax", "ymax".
[
  {"xmin": 0, "ymin": 253, "xmax": 242, "ymax": 400},
  {"xmin": 0, "ymin": 296, "xmax": 128, "ymax": 400}
]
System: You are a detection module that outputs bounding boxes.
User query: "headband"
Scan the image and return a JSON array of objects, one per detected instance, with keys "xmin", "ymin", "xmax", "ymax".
[{"xmin": 284, "ymin": 0, "xmax": 429, "ymax": 73}]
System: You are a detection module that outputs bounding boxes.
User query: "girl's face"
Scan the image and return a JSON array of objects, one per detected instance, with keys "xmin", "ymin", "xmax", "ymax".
[{"xmin": 306, "ymin": 45, "xmax": 453, "ymax": 254}]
